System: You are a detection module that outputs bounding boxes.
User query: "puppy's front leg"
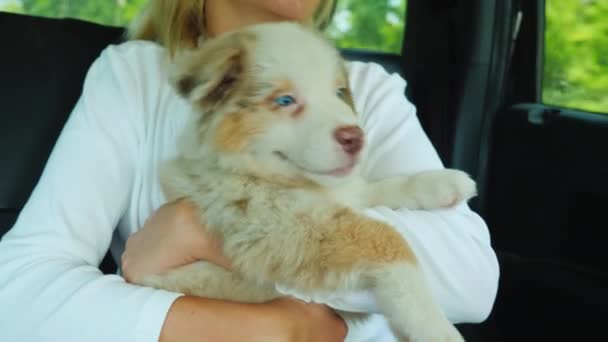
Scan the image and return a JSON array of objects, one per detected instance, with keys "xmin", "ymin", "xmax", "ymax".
[{"xmin": 362, "ymin": 169, "xmax": 477, "ymax": 210}]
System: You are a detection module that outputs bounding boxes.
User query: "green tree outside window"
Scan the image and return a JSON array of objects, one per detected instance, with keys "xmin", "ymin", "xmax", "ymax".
[{"xmin": 544, "ymin": 0, "xmax": 608, "ymax": 113}]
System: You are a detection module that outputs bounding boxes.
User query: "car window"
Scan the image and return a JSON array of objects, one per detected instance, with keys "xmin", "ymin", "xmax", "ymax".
[
  {"xmin": 543, "ymin": 0, "xmax": 608, "ymax": 113},
  {"xmin": 0, "ymin": 0, "xmax": 407, "ymax": 54},
  {"xmin": 327, "ymin": 0, "xmax": 407, "ymax": 54}
]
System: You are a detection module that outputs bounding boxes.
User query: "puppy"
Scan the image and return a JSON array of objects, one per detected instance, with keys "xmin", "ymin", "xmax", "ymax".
[{"xmin": 139, "ymin": 22, "xmax": 474, "ymax": 341}]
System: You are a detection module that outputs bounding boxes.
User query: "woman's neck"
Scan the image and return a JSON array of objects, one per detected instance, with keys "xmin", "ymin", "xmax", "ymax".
[{"xmin": 205, "ymin": 0, "xmax": 292, "ymax": 38}]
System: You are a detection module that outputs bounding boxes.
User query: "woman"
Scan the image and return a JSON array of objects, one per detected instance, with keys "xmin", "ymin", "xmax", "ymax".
[{"xmin": 0, "ymin": 0, "xmax": 499, "ymax": 341}]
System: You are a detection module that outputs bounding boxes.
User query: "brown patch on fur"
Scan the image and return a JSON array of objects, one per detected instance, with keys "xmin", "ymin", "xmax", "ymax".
[
  {"xmin": 173, "ymin": 30, "xmax": 257, "ymax": 109},
  {"xmin": 232, "ymin": 198, "xmax": 250, "ymax": 212},
  {"xmin": 213, "ymin": 111, "xmax": 264, "ymax": 152},
  {"xmin": 295, "ymin": 208, "xmax": 416, "ymax": 287},
  {"xmin": 204, "ymin": 54, "xmax": 243, "ymax": 105},
  {"xmin": 339, "ymin": 86, "xmax": 355, "ymax": 113},
  {"xmin": 237, "ymin": 99, "xmax": 252, "ymax": 109},
  {"xmin": 325, "ymin": 208, "xmax": 416, "ymax": 264},
  {"xmin": 176, "ymin": 75, "xmax": 198, "ymax": 96},
  {"xmin": 338, "ymin": 62, "xmax": 356, "ymax": 113}
]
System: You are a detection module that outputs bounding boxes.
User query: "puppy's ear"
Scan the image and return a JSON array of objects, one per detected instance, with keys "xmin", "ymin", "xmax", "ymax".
[{"xmin": 171, "ymin": 31, "xmax": 253, "ymax": 108}]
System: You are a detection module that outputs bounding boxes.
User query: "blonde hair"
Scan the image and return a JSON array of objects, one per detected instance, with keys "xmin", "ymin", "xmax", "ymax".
[{"xmin": 127, "ymin": 0, "xmax": 337, "ymax": 56}]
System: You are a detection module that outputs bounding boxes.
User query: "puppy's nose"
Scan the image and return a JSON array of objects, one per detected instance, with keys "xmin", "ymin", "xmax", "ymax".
[{"xmin": 334, "ymin": 126, "xmax": 364, "ymax": 155}]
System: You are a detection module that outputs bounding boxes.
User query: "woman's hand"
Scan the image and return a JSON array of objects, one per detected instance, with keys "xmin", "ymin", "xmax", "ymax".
[{"xmin": 121, "ymin": 199, "xmax": 231, "ymax": 283}]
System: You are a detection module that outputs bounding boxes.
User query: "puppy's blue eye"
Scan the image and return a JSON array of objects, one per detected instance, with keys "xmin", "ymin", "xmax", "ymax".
[
  {"xmin": 337, "ymin": 88, "xmax": 347, "ymax": 99},
  {"xmin": 274, "ymin": 95, "xmax": 296, "ymax": 107}
]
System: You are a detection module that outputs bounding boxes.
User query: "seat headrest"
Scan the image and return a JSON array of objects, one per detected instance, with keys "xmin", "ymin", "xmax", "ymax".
[{"xmin": 0, "ymin": 12, "xmax": 124, "ymax": 210}]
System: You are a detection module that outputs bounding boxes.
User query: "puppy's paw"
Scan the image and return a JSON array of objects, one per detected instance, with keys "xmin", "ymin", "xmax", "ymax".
[{"xmin": 408, "ymin": 169, "xmax": 477, "ymax": 210}]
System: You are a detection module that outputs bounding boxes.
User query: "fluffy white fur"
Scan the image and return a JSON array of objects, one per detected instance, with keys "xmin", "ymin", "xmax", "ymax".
[{"xmin": 137, "ymin": 22, "xmax": 475, "ymax": 342}]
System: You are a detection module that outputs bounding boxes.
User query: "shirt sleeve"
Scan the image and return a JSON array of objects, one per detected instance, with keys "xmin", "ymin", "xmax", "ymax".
[
  {"xmin": 279, "ymin": 62, "xmax": 500, "ymax": 325},
  {"xmin": 0, "ymin": 43, "xmax": 181, "ymax": 342}
]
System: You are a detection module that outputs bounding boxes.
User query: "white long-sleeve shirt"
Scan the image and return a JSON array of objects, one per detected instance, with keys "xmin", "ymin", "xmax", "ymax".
[{"xmin": 0, "ymin": 40, "xmax": 499, "ymax": 342}]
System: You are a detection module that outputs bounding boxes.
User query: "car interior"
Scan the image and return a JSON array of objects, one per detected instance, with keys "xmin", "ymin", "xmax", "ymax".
[{"xmin": 1, "ymin": 0, "xmax": 606, "ymax": 340}]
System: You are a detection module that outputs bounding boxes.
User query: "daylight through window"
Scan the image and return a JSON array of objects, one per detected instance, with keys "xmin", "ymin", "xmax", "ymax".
[{"xmin": 543, "ymin": 0, "xmax": 608, "ymax": 113}]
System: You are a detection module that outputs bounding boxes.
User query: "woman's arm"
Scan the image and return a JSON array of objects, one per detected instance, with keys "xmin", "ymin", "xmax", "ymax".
[
  {"xmin": 160, "ymin": 296, "xmax": 268, "ymax": 342},
  {"xmin": 0, "ymin": 44, "xmax": 179, "ymax": 342},
  {"xmin": 160, "ymin": 296, "xmax": 347, "ymax": 342}
]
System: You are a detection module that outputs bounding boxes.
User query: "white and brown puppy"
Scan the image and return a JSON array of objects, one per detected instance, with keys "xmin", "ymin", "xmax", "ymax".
[{"xmin": 140, "ymin": 22, "xmax": 474, "ymax": 341}]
